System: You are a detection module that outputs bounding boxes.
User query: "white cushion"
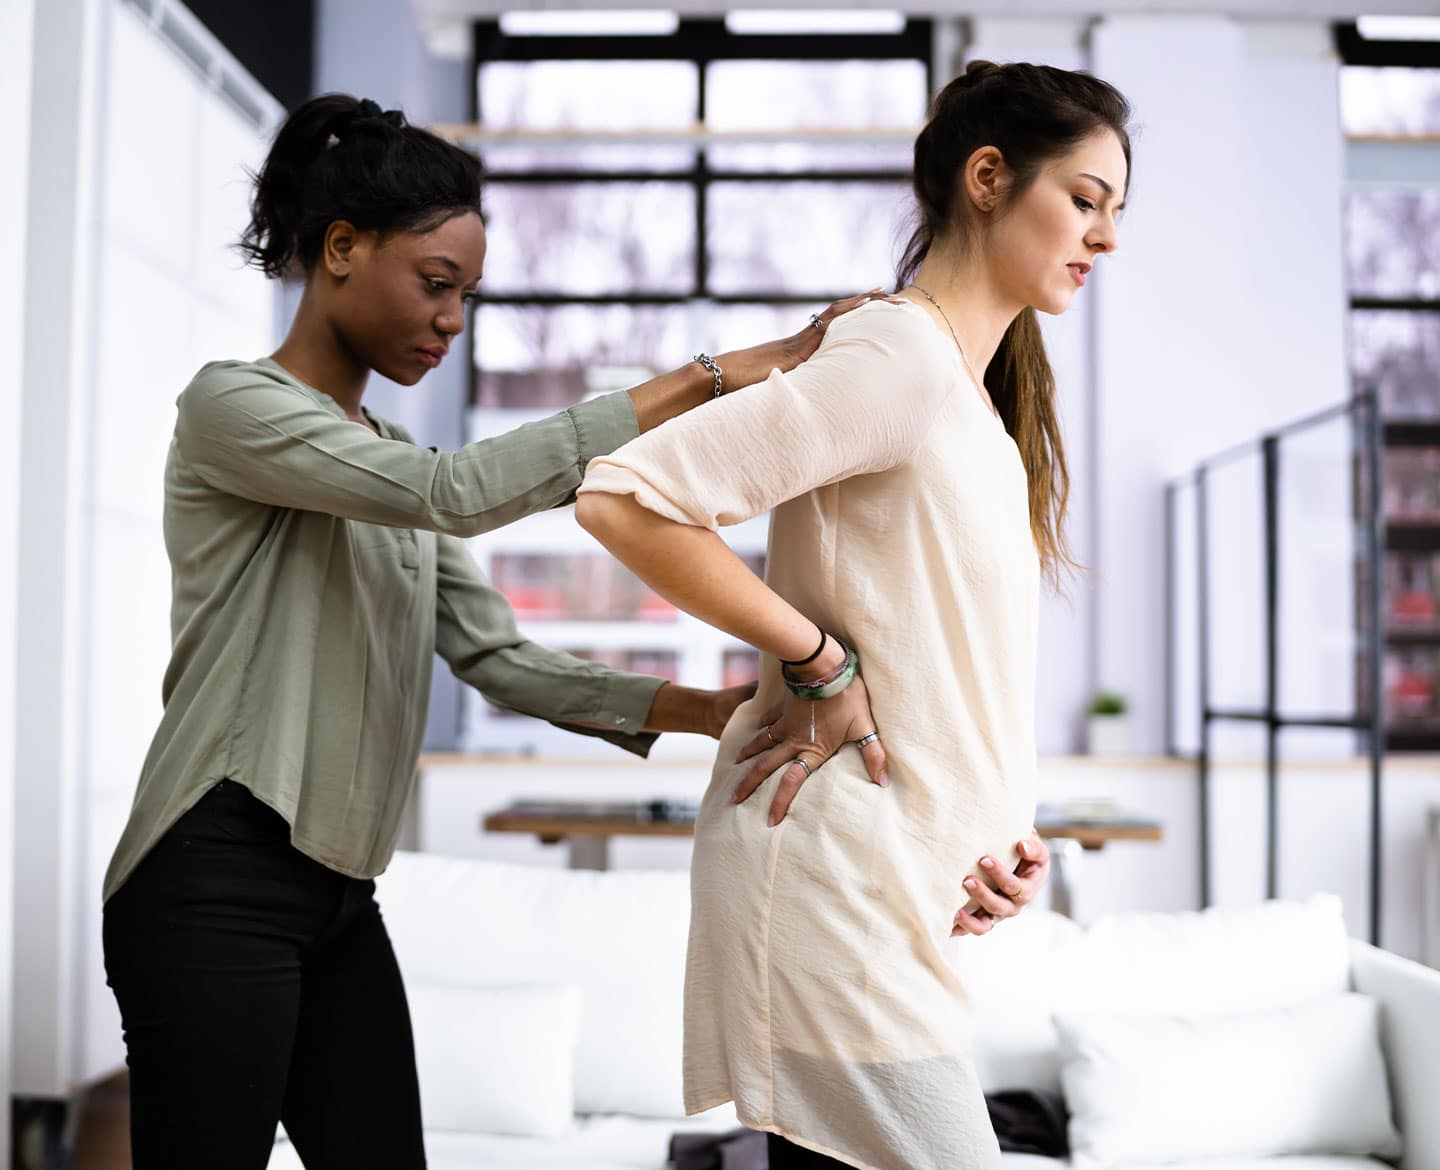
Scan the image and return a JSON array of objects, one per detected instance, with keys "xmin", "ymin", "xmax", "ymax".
[
  {"xmin": 408, "ymin": 981, "xmax": 580, "ymax": 1138},
  {"xmin": 1055, "ymin": 992, "xmax": 1403, "ymax": 1166},
  {"xmin": 1054, "ymin": 895, "xmax": 1352, "ymax": 1020},
  {"xmin": 949, "ymin": 909, "xmax": 1084, "ymax": 1094},
  {"xmin": 378, "ymin": 851, "xmax": 691, "ymax": 1118},
  {"xmin": 954, "ymin": 896, "xmax": 1352, "ymax": 1096}
]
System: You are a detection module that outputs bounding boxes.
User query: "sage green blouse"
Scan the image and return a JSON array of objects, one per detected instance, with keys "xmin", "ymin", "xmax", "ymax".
[{"xmin": 102, "ymin": 357, "xmax": 665, "ymax": 902}]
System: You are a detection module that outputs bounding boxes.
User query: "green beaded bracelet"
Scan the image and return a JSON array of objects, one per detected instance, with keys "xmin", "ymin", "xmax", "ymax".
[{"xmin": 782, "ymin": 643, "xmax": 860, "ymax": 700}]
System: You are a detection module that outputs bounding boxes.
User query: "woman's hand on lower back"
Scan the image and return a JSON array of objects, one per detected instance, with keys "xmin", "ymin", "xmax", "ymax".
[{"xmin": 729, "ymin": 677, "xmax": 889, "ymax": 827}]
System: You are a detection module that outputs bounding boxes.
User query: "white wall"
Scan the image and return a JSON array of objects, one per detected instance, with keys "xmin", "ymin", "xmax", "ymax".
[
  {"xmin": 1, "ymin": 0, "xmax": 37, "ymax": 1146},
  {"xmin": 1091, "ymin": 16, "xmax": 1349, "ymax": 754},
  {"xmin": 14, "ymin": 0, "xmax": 279, "ymax": 1097}
]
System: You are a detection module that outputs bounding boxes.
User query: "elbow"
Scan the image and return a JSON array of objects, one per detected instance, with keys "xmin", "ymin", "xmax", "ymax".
[{"xmin": 574, "ymin": 491, "xmax": 614, "ymax": 543}]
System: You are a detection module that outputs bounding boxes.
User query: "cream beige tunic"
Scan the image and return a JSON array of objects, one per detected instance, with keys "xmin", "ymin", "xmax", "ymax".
[{"xmin": 579, "ymin": 300, "xmax": 1039, "ymax": 1170}]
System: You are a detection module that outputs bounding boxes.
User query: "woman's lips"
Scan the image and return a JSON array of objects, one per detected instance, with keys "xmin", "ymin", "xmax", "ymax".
[
  {"xmin": 415, "ymin": 348, "xmax": 445, "ymax": 369},
  {"xmin": 1068, "ymin": 265, "xmax": 1087, "ymax": 287}
]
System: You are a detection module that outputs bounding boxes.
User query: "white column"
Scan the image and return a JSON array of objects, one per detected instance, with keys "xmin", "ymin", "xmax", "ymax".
[
  {"xmin": 1, "ymin": 0, "xmax": 38, "ymax": 1145},
  {"xmin": 14, "ymin": 0, "xmax": 107, "ymax": 1098},
  {"xmin": 1089, "ymin": 16, "xmax": 1346, "ymax": 758},
  {"xmin": 966, "ymin": 19, "xmax": 1097, "ymax": 754}
]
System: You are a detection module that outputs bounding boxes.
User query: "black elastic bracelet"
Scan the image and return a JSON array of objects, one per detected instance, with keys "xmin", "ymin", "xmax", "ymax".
[{"xmin": 780, "ymin": 627, "xmax": 828, "ymax": 668}]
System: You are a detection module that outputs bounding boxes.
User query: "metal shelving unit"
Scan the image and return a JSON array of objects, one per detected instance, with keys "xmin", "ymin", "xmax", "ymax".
[{"xmin": 1167, "ymin": 395, "xmax": 1387, "ymax": 945}]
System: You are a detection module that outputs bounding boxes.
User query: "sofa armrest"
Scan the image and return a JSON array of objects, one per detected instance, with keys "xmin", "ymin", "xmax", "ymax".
[{"xmin": 1350, "ymin": 940, "xmax": 1440, "ymax": 1170}]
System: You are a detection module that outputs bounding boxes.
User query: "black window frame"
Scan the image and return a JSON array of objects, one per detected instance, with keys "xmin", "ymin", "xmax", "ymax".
[
  {"xmin": 1335, "ymin": 20, "xmax": 1440, "ymax": 321},
  {"xmin": 466, "ymin": 17, "xmax": 934, "ymax": 404}
]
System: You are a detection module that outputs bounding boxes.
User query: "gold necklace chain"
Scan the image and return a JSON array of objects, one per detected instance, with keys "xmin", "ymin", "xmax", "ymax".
[{"xmin": 909, "ymin": 284, "xmax": 997, "ymax": 419}]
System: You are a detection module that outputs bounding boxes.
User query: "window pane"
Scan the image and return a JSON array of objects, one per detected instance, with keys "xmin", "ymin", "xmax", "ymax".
[
  {"xmin": 1345, "ymin": 190, "xmax": 1440, "ymax": 298},
  {"xmin": 707, "ymin": 182, "xmax": 910, "ymax": 294},
  {"xmin": 706, "ymin": 60, "xmax": 925, "ymax": 171},
  {"xmin": 722, "ymin": 648, "xmax": 760, "ymax": 688},
  {"xmin": 474, "ymin": 304, "xmax": 692, "ymax": 409},
  {"xmin": 491, "ymin": 553, "xmax": 679, "ymax": 621},
  {"xmin": 479, "ymin": 61, "xmax": 698, "ymax": 170},
  {"xmin": 1350, "ymin": 310, "xmax": 1440, "ymax": 418},
  {"xmin": 1341, "ymin": 66, "xmax": 1440, "ymax": 137},
  {"xmin": 481, "ymin": 183, "xmax": 696, "ymax": 294},
  {"xmin": 704, "ymin": 304, "xmax": 824, "ymax": 354},
  {"xmin": 487, "ymin": 647, "xmax": 681, "ymax": 718}
]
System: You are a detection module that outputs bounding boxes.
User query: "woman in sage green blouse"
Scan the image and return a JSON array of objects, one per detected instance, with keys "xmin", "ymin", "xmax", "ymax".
[{"xmin": 100, "ymin": 94, "xmax": 1050, "ymax": 1170}]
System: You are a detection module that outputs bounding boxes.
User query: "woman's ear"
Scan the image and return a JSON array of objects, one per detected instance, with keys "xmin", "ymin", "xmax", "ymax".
[
  {"xmin": 963, "ymin": 145, "xmax": 1007, "ymax": 213},
  {"xmin": 323, "ymin": 220, "xmax": 359, "ymax": 277}
]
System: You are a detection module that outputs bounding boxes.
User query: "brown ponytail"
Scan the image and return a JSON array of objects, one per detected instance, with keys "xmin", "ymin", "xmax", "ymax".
[{"xmin": 897, "ymin": 60, "xmax": 1132, "ymax": 588}]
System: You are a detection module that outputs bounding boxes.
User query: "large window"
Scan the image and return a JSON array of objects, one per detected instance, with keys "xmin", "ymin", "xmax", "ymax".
[{"xmin": 460, "ymin": 18, "xmax": 931, "ymax": 753}]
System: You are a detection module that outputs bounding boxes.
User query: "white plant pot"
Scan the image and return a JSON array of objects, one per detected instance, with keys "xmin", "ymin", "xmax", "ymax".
[{"xmin": 1086, "ymin": 714, "xmax": 1132, "ymax": 757}]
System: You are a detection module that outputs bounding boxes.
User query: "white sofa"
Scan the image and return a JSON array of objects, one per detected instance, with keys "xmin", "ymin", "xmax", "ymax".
[{"xmin": 267, "ymin": 851, "xmax": 1440, "ymax": 1170}]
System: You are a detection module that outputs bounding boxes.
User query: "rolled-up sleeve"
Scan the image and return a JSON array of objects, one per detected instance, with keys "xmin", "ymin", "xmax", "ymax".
[
  {"xmin": 577, "ymin": 301, "xmax": 953, "ymax": 529},
  {"xmin": 433, "ymin": 532, "xmax": 664, "ymax": 755},
  {"xmin": 174, "ymin": 364, "xmax": 640, "ymax": 538}
]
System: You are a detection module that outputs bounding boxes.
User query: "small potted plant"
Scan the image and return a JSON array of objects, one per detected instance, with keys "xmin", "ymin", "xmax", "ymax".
[{"xmin": 1085, "ymin": 690, "xmax": 1131, "ymax": 756}]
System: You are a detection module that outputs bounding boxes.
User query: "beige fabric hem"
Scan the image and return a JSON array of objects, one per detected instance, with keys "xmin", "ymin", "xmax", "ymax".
[{"xmin": 683, "ymin": 1094, "xmax": 883, "ymax": 1170}]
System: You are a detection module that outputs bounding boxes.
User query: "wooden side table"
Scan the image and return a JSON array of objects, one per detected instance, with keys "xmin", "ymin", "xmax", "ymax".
[{"xmin": 481, "ymin": 800, "xmax": 1162, "ymax": 919}]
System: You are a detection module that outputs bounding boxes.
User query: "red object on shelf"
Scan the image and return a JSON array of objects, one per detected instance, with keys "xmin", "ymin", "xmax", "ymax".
[
  {"xmin": 503, "ymin": 585, "xmax": 568, "ymax": 620},
  {"xmin": 636, "ymin": 592, "xmax": 679, "ymax": 621},
  {"xmin": 1393, "ymin": 589, "xmax": 1437, "ymax": 626},
  {"xmin": 1392, "ymin": 667, "xmax": 1435, "ymax": 720}
]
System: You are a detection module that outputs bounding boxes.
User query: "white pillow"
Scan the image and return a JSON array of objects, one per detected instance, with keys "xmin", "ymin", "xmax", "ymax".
[
  {"xmin": 379, "ymin": 853, "xmax": 692, "ymax": 1118},
  {"xmin": 1055, "ymin": 993, "xmax": 1403, "ymax": 1166},
  {"xmin": 406, "ymin": 981, "xmax": 581, "ymax": 1138},
  {"xmin": 1056, "ymin": 895, "xmax": 1353, "ymax": 1020}
]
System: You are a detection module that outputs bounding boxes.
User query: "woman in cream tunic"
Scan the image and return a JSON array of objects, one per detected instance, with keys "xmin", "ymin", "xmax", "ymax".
[{"xmin": 579, "ymin": 63, "xmax": 1132, "ymax": 1169}]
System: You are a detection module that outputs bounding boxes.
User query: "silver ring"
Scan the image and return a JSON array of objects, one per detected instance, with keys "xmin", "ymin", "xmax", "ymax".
[
  {"xmin": 763, "ymin": 725, "xmax": 778, "ymax": 746},
  {"xmin": 855, "ymin": 732, "xmax": 880, "ymax": 749},
  {"xmin": 794, "ymin": 757, "xmax": 813, "ymax": 778},
  {"xmin": 809, "ymin": 313, "xmax": 825, "ymax": 330}
]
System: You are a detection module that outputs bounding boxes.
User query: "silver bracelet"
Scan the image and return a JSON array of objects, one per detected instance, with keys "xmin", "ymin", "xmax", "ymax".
[{"xmin": 693, "ymin": 353, "xmax": 723, "ymax": 398}]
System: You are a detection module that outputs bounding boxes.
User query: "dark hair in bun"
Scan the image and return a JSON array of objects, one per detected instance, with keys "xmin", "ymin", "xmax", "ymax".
[{"xmin": 239, "ymin": 93, "xmax": 484, "ymax": 279}]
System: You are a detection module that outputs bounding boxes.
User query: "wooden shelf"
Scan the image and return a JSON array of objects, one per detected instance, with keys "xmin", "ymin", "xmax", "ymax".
[
  {"xmin": 1382, "ymin": 725, "xmax": 1440, "ymax": 751},
  {"xmin": 1385, "ymin": 522, "xmax": 1440, "ymax": 551},
  {"xmin": 1385, "ymin": 628, "xmax": 1440, "ymax": 644},
  {"xmin": 1384, "ymin": 421, "xmax": 1440, "ymax": 447}
]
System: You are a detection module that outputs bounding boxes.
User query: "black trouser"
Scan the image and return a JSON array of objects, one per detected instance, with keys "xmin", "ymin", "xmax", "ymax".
[
  {"xmin": 768, "ymin": 1133, "xmax": 851, "ymax": 1168},
  {"xmin": 102, "ymin": 781, "xmax": 426, "ymax": 1170}
]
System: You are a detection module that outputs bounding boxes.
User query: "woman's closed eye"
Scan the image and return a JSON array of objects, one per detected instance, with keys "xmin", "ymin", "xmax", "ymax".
[
  {"xmin": 1072, "ymin": 195, "xmax": 1097, "ymax": 213},
  {"xmin": 426, "ymin": 277, "xmax": 479, "ymax": 303}
]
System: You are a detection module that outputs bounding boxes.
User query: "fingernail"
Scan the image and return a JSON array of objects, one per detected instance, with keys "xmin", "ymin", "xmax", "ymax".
[
  {"xmin": 980, "ymin": 857, "xmax": 995, "ymax": 869},
  {"xmin": 879, "ymin": 772, "xmax": 890, "ymax": 787},
  {"xmin": 767, "ymin": 814, "xmax": 778, "ymax": 828},
  {"xmin": 964, "ymin": 877, "xmax": 977, "ymax": 890},
  {"xmin": 1018, "ymin": 841, "xmax": 1031, "ymax": 857}
]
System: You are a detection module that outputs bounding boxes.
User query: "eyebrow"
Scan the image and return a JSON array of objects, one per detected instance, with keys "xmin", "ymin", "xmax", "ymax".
[
  {"xmin": 423, "ymin": 254, "xmax": 483, "ymax": 287},
  {"xmin": 1078, "ymin": 172, "xmax": 1127, "ymax": 211}
]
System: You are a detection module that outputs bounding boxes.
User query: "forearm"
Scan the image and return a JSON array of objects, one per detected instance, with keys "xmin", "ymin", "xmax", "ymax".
[
  {"xmin": 627, "ymin": 362, "xmax": 716, "ymax": 435},
  {"xmin": 576, "ymin": 493, "xmax": 820, "ymax": 663},
  {"xmin": 640, "ymin": 683, "xmax": 718, "ymax": 736}
]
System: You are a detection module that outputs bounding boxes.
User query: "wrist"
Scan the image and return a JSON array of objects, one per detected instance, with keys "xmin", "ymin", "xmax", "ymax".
[
  {"xmin": 643, "ymin": 682, "xmax": 712, "ymax": 735},
  {"xmin": 787, "ymin": 633, "xmax": 847, "ymax": 683}
]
